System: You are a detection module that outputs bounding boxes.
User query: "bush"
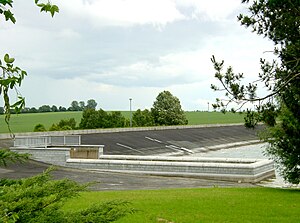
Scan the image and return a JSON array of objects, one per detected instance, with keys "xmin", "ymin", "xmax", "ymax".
[
  {"xmin": 33, "ymin": 124, "xmax": 46, "ymax": 132},
  {"xmin": 0, "ymin": 167, "xmax": 134, "ymax": 222}
]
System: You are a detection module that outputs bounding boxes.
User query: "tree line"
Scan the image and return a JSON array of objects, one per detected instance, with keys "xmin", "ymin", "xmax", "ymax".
[
  {"xmin": 34, "ymin": 91, "xmax": 188, "ymax": 131},
  {"xmin": 0, "ymin": 99, "xmax": 97, "ymax": 114}
]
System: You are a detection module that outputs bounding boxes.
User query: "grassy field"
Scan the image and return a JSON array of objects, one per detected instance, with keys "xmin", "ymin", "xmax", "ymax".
[
  {"xmin": 0, "ymin": 111, "xmax": 245, "ymax": 134},
  {"xmin": 63, "ymin": 187, "xmax": 300, "ymax": 223}
]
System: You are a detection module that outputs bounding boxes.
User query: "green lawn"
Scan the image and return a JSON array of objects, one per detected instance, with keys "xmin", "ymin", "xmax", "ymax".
[
  {"xmin": 0, "ymin": 111, "xmax": 245, "ymax": 134},
  {"xmin": 63, "ymin": 188, "xmax": 300, "ymax": 223}
]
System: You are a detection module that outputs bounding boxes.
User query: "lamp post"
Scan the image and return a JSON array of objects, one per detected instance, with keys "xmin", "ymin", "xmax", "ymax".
[{"xmin": 129, "ymin": 98, "xmax": 132, "ymax": 127}]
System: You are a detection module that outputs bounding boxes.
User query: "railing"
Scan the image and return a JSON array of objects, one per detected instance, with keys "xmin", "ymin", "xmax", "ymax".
[{"xmin": 13, "ymin": 135, "xmax": 81, "ymax": 148}]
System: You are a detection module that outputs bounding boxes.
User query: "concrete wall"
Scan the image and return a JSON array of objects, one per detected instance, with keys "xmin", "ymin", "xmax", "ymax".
[
  {"xmin": 11, "ymin": 146, "xmax": 275, "ymax": 183},
  {"xmin": 66, "ymin": 157, "xmax": 275, "ymax": 183},
  {"xmin": 11, "ymin": 147, "xmax": 70, "ymax": 166},
  {"xmin": 11, "ymin": 145, "xmax": 104, "ymax": 165}
]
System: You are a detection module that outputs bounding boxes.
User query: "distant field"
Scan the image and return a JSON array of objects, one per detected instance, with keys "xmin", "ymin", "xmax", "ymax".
[
  {"xmin": 0, "ymin": 111, "xmax": 245, "ymax": 133},
  {"xmin": 63, "ymin": 188, "xmax": 300, "ymax": 223}
]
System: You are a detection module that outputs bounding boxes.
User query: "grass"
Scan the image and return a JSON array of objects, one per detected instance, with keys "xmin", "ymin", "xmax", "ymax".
[
  {"xmin": 63, "ymin": 187, "xmax": 300, "ymax": 223},
  {"xmin": 0, "ymin": 112, "xmax": 83, "ymax": 133},
  {"xmin": 0, "ymin": 111, "xmax": 245, "ymax": 134}
]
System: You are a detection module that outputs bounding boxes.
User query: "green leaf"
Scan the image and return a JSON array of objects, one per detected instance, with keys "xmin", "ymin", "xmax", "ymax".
[
  {"xmin": 3, "ymin": 9, "xmax": 16, "ymax": 23},
  {"xmin": 50, "ymin": 5, "xmax": 59, "ymax": 17},
  {"xmin": 4, "ymin": 54, "xmax": 10, "ymax": 63}
]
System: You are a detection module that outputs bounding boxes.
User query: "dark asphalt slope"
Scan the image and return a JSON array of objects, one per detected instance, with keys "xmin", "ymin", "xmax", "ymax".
[{"xmin": 82, "ymin": 125, "xmax": 263, "ymax": 155}]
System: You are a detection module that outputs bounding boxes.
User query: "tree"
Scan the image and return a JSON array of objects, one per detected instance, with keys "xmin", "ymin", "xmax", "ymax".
[
  {"xmin": 211, "ymin": 0, "xmax": 299, "ymax": 184},
  {"xmin": 49, "ymin": 118, "xmax": 77, "ymax": 131},
  {"xmin": 133, "ymin": 109, "xmax": 154, "ymax": 127},
  {"xmin": 69, "ymin": 100, "xmax": 80, "ymax": 111},
  {"xmin": 79, "ymin": 101, "xmax": 85, "ymax": 111},
  {"xmin": 59, "ymin": 106, "xmax": 67, "ymax": 112},
  {"xmin": 51, "ymin": 105, "xmax": 58, "ymax": 112},
  {"xmin": 29, "ymin": 107, "xmax": 38, "ymax": 113},
  {"xmin": 86, "ymin": 99, "xmax": 97, "ymax": 110},
  {"xmin": 151, "ymin": 91, "xmax": 188, "ymax": 126},
  {"xmin": 79, "ymin": 108, "xmax": 110, "ymax": 129},
  {"xmin": 38, "ymin": 104, "xmax": 51, "ymax": 112},
  {"xmin": 108, "ymin": 111, "xmax": 127, "ymax": 128}
]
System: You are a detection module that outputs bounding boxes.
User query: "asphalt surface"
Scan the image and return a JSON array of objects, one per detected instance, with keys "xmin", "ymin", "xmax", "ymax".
[
  {"xmin": 0, "ymin": 125, "xmax": 262, "ymax": 190},
  {"xmin": 81, "ymin": 125, "xmax": 263, "ymax": 155},
  {"xmin": 0, "ymin": 160, "xmax": 256, "ymax": 191}
]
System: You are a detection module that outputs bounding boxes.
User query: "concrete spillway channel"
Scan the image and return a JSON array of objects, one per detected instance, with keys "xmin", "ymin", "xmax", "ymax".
[{"xmin": 11, "ymin": 135, "xmax": 275, "ymax": 183}]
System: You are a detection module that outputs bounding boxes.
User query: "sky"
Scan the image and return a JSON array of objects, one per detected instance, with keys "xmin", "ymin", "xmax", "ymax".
[{"xmin": 0, "ymin": 0, "xmax": 275, "ymax": 111}]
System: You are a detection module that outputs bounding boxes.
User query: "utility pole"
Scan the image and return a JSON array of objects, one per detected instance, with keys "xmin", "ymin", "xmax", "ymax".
[{"xmin": 129, "ymin": 98, "xmax": 132, "ymax": 127}]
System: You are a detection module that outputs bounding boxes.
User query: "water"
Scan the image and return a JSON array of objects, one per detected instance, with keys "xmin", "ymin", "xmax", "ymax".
[{"xmin": 193, "ymin": 143, "xmax": 299, "ymax": 188}]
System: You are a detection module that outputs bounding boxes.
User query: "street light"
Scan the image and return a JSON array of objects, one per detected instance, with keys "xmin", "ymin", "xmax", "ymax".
[{"xmin": 129, "ymin": 98, "xmax": 132, "ymax": 127}]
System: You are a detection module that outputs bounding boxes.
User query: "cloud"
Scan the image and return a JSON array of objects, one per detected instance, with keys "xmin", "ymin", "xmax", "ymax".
[
  {"xmin": 60, "ymin": 0, "xmax": 185, "ymax": 27},
  {"xmin": 175, "ymin": 0, "xmax": 242, "ymax": 21},
  {"xmin": 0, "ymin": 0, "xmax": 275, "ymax": 111}
]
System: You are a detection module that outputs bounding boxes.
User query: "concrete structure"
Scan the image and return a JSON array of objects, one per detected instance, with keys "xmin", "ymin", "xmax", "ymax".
[{"xmin": 11, "ymin": 139, "xmax": 275, "ymax": 183}]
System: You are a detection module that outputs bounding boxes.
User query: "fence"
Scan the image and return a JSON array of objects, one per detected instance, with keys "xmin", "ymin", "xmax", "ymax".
[{"xmin": 13, "ymin": 135, "xmax": 81, "ymax": 148}]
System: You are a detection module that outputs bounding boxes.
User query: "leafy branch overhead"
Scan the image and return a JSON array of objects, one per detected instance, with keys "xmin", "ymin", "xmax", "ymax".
[
  {"xmin": 211, "ymin": 0, "xmax": 300, "ymax": 184},
  {"xmin": 0, "ymin": 54, "xmax": 26, "ymax": 125},
  {"xmin": 0, "ymin": 0, "xmax": 59, "ymax": 24},
  {"xmin": 0, "ymin": 0, "xmax": 59, "ymax": 133}
]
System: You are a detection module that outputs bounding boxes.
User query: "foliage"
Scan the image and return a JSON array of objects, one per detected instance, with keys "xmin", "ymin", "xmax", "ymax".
[
  {"xmin": 33, "ymin": 123, "xmax": 46, "ymax": 132},
  {"xmin": 79, "ymin": 109, "xmax": 107, "ymax": 129},
  {"xmin": 69, "ymin": 101, "xmax": 81, "ymax": 111},
  {"xmin": 151, "ymin": 91, "xmax": 188, "ymax": 126},
  {"xmin": 86, "ymin": 99, "xmax": 97, "ymax": 110},
  {"xmin": 51, "ymin": 105, "xmax": 58, "ymax": 112},
  {"xmin": 38, "ymin": 105, "xmax": 51, "ymax": 113},
  {"xmin": 79, "ymin": 109, "xmax": 127, "ymax": 129},
  {"xmin": 49, "ymin": 118, "xmax": 77, "ymax": 131},
  {"xmin": 0, "ymin": 0, "xmax": 59, "ymax": 24},
  {"xmin": 211, "ymin": 0, "xmax": 300, "ymax": 183},
  {"xmin": 132, "ymin": 109, "xmax": 154, "ymax": 127},
  {"xmin": 108, "ymin": 111, "xmax": 127, "ymax": 128},
  {"xmin": 0, "ymin": 168, "xmax": 133, "ymax": 223},
  {"xmin": 0, "ymin": 149, "xmax": 29, "ymax": 167},
  {"xmin": 0, "ymin": 54, "xmax": 26, "ymax": 130},
  {"xmin": 68, "ymin": 99, "xmax": 97, "ymax": 111}
]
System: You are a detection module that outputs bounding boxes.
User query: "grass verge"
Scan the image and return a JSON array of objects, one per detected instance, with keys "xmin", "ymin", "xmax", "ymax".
[{"xmin": 63, "ymin": 187, "xmax": 300, "ymax": 223}]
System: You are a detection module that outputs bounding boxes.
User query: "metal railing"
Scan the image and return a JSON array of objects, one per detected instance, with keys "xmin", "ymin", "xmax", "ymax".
[{"xmin": 13, "ymin": 135, "xmax": 81, "ymax": 148}]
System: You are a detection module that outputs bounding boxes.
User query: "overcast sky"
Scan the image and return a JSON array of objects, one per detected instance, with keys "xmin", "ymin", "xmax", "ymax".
[{"xmin": 1, "ymin": 0, "xmax": 274, "ymax": 111}]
